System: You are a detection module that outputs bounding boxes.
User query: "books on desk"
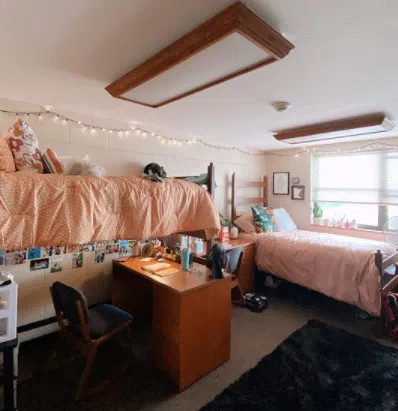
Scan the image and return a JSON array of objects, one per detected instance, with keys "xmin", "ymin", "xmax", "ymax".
[{"xmin": 142, "ymin": 262, "xmax": 179, "ymax": 277}]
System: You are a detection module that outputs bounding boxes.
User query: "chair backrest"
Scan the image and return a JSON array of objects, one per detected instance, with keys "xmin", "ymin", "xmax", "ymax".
[
  {"xmin": 50, "ymin": 281, "xmax": 89, "ymax": 327},
  {"xmin": 226, "ymin": 247, "xmax": 244, "ymax": 275}
]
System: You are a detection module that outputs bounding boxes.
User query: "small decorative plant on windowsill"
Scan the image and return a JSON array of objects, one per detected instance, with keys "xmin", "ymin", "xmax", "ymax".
[{"xmin": 313, "ymin": 204, "xmax": 323, "ymax": 225}]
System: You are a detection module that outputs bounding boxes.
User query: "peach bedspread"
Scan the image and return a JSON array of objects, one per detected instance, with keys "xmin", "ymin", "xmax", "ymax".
[
  {"xmin": 256, "ymin": 230, "xmax": 396, "ymax": 316},
  {"xmin": 0, "ymin": 172, "xmax": 220, "ymax": 249}
]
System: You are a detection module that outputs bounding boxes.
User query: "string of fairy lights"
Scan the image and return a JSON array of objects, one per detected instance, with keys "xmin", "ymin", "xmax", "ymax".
[{"xmin": 1, "ymin": 108, "xmax": 398, "ymax": 157}]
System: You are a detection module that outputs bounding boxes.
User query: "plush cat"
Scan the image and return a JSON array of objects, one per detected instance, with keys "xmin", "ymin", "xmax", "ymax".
[{"xmin": 143, "ymin": 163, "xmax": 167, "ymax": 178}]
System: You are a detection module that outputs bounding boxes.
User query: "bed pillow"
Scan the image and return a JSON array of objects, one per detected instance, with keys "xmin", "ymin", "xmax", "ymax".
[
  {"xmin": 0, "ymin": 137, "xmax": 16, "ymax": 172},
  {"xmin": 251, "ymin": 206, "xmax": 275, "ymax": 233},
  {"xmin": 42, "ymin": 148, "xmax": 64, "ymax": 174},
  {"xmin": 7, "ymin": 118, "xmax": 43, "ymax": 173},
  {"xmin": 234, "ymin": 212, "xmax": 256, "ymax": 233},
  {"xmin": 273, "ymin": 208, "xmax": 297, "ymax": 232}
]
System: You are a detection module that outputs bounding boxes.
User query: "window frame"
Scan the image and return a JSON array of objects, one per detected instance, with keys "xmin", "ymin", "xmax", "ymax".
[{"xmin": 312, "ymin": 152, "xmax": 397, "ymax": 232}]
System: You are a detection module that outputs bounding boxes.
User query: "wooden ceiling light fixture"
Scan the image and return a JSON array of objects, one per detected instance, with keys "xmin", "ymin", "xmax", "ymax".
[
  {"xmin": 105, "ymin": 1, "xmax": 294, "ymax": 108},
  {"xmin": 273, "ymin": 114, "xmax": 395, "ymax": 144}
]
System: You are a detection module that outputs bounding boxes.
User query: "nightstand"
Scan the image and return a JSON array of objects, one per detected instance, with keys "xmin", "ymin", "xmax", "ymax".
[{"xmin": 193, "ymin": 237, "xmax": 257, "ymax": 294}]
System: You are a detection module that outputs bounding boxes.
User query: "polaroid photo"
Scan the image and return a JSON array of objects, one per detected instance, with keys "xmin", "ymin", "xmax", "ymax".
[
  {"xmin": 28, "ymin": 247, "xmax": 41, "ymax": 260},
  {"xmin": 5, "ymin": 250, "xmax": 26, "ymax": 266},
  {"xmin": 83, "ymin": 243, "xmax": 95, "ymax": 253},
  {"xmin": 119, "ymin": 240, "xmax": 131, "ymax": 256},
  {"xmin": 30, "ymin": 258, "xmax": 49, "ymax": 271},
  {"xmin": 95, "ymin": 248, "xmax": 105, "ymax": 264},
  {"xmin": 68, "ymin": 245, "xmax": 83, "ymax": 254},
  {"xmin": 50, "ymin": 258, "xmax": 63, "ymax": 273},
  {"xmin": 72, "ymin": 253, "xmax": 84, "ymax": 269},
  {"xmin": 0, "ymin": 250, "xmax": 4, "ymax": 266}
]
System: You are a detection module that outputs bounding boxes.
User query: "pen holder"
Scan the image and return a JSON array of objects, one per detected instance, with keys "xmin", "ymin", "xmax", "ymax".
[{"xmin": 181, "ymin": 249, "xmax": 190, "ymax": 271}]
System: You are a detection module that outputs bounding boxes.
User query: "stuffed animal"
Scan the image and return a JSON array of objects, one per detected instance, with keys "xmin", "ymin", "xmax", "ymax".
[
  {"xmin": 144, "ymin": 163, "xmax": 167, "ymax": 178},
  {"xmin": 63, "ymin": 154, "xmax": 105, "ymax": 177},
  {"xmin": 142, "ymin": 163, "xmax": 167, "ymax": 182}
]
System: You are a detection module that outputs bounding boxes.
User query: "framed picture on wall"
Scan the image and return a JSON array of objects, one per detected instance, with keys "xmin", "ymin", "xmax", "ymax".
[
  {"xmin": 291, "ymin": 185, "xmax": 305, "ymax": 200},
  {"xmin": 273, "ymin": 172, "xmax": 290, "ymax": 195}
]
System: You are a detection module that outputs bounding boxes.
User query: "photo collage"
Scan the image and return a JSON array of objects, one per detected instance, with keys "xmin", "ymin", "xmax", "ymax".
[{"xmin": 0, "ymin": 240, "xmax": 137, "ymax": 272}]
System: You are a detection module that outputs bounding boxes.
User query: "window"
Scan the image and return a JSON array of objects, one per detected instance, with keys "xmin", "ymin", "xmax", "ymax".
[{"xmin": 312, "ymin": 152, "xmax": 398, "ymax": 231}]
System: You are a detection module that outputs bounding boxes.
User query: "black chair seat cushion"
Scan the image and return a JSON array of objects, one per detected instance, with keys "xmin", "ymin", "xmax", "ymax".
[{"xmin": 88, "ymin": 304, "xmax": 133, "ymax": 338}]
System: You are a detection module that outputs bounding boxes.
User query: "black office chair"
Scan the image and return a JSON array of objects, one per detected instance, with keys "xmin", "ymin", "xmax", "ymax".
[
  {"xmin": 50, "ymin": 281, "xmax": 133, "ymax": 400},
  {"xmin": 226, "ymin": 247, "xmax": 245, "ymax": 304}
]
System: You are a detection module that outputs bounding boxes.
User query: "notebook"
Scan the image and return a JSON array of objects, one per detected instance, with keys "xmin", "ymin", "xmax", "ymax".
[
  {"xmin": 142, "ymin": 262, "xmax": 171, "ymax": 273},
  {"xmin": 153, "ymin": 267, "xmax": 180, "ymax": 277}
]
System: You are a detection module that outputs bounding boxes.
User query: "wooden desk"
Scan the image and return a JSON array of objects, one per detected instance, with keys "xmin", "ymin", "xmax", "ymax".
[{"xmin": 112, "ymin": 259, "xmax": 231, "ymax": 391}]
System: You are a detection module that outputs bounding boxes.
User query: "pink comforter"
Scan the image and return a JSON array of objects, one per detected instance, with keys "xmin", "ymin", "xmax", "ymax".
[
  {"xmin": 256, "ymin": 230, "xmax": 396, "ymax": 316},
  {"xmin": 0, "ymin": 172, "xmax": 220, "ymax": 249}
]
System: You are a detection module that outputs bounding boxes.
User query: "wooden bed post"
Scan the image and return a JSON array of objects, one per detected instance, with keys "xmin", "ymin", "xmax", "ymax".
[
  {"xmin": 231, "ymin": 173, "xmax": 236, "ymax": 222},
  {"xmin": 208, "ymin": 162, "xmax": 215, "ymax": 198},
  {"xmin": 375, "ymin": 250, "xmax": 383, "ymax": 279},
  {"xmin": 263, "ymin": 175, "xmax": 268, "ymax": 207}
]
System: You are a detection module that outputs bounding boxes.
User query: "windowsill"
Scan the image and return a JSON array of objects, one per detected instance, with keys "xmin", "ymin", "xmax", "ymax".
[{"xmin": 310, "ymin": 224, "xmax": 382, "ymax": 235}]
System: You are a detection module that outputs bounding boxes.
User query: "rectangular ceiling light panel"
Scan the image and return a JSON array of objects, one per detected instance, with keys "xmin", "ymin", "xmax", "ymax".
[
  {"xmin": 105, "ymin": 1, "xmax": 294, "ymax": 108},
  {"xmin": 274, "ymin": 114, "xmax": 395, "ymax": 144}
]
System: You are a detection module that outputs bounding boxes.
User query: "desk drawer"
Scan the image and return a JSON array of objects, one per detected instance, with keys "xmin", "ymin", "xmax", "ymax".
[
  {"xmin": 153, "ymin": 287, "xmax": 180, "ymax": 322},
  {"xmin": 153, "ymin": 335, "xmax": 180, "ymax": 383},
  {"xmin": 153, "ymin": 316, "xmax": 180, "ymax": 344}
]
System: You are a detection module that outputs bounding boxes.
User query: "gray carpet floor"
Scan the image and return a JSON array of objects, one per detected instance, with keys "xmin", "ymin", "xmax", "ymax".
[{"xmin": 17, "ymin": 293, "xmax": 398, "ymax": 411}]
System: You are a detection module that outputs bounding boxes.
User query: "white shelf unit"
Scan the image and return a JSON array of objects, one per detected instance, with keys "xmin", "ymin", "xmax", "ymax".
[{"xmin": 0, "ymin": 275, "xmax": 17, "ymax": 343}]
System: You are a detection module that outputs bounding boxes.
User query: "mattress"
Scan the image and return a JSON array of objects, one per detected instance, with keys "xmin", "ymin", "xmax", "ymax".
[
  {"xmin": 255, "ymin": 229, "xmax": 396, "ymax": 316},
  {"xmin": 0, "ymin": 172, "xmax": 220, "ymax": 249}
]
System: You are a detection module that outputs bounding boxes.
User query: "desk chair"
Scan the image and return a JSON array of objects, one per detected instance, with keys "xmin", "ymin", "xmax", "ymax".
[
  {"xmin": 226, "ymin": 247, "xmax": 245, "ymax": 304},
  {"xmin": 50, "ymin": 281, "xmax": 133, "ymax": 400}
]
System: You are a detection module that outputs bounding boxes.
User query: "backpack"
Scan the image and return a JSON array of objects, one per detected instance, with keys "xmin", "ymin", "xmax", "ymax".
[{"xmin": 383, "ymin": 292, "xmax": 398, "ymax": 337}]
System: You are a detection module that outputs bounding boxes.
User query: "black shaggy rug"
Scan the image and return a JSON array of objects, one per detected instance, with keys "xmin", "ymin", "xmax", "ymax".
[{"xmin": 201, "ymin": 320, "xmax": 398, "ymax": 411}]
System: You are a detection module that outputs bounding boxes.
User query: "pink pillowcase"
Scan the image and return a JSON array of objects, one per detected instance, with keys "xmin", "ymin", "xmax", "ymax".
[
  {"xmin": 0, "ymin": 137, "xmax": 16, "ymax": 172},
  {"xmin": 234, "ymin": 212, "xmax": 256, "ymax": 233}
]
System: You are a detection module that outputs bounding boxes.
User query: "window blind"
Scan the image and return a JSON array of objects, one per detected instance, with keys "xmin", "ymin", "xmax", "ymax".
[{"xmin": 312, "ymin": 151, "xmax": 398, "ymax": 206}]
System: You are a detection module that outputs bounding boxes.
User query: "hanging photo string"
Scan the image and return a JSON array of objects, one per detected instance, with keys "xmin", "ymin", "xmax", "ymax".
[{"xmin": 1, "ymin": 108, "xmax": 397, "ymax": 157}]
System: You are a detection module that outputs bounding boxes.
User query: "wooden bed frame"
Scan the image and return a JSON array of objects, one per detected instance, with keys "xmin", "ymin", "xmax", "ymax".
[
  {"xmin": 231, "ymin": 172, "xmax": 268, "ymax": 221},
  {"xmin": 175, "ymin": 162, "xmax": 216, "ymax": 198},
  {"xmin": 175, "ymin": 162, "xmax": 216, "ymax": 241},
  {"xmin": 232, "ymin": 172, "xmax": 398, "ymax": 320}
]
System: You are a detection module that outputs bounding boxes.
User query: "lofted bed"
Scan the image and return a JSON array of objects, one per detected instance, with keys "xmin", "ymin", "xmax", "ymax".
[
  {"xmin": 231, "ymin": 172, "xmax": 398, "ymax": 317},
  {"xmin": 0, "ymin": 163, "xmax": 218, "ymax": 250}
]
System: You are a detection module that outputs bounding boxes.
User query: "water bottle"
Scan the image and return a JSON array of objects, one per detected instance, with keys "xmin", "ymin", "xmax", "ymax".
[{"xmin": 181, "ymin": 248, "xmax": 190, "ymax": 271}]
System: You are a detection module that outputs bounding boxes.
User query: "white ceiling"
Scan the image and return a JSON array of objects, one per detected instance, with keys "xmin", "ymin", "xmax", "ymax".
[{"xmin": 0, "ymin": 0, "xmax": 398, "ymax": 150}]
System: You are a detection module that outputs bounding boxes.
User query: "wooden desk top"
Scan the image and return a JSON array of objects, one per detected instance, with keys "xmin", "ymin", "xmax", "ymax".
[{"xmin": 114, "ymin": 258, "xmax": 230, "ymax": 295}]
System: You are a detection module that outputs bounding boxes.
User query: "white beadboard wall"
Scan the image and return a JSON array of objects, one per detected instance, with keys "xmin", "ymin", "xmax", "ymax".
[{"xmin": 0, "ymin": 98, "xmax": 266, "ymax": 333}]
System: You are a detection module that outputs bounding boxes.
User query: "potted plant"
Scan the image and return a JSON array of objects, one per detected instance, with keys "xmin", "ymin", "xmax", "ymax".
[
  {"xmin": 337, "ymin": 214, "xmax": 346, "ymax": 228},
  {"xmin": 313, "ymin": 204, "xmax": 323, "ymax": 225}
]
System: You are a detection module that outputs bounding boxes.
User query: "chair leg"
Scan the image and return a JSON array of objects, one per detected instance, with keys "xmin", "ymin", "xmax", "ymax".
[
  {"xmin": 47, "ymin": 331, "xmax": 78, "ymax": 372},
  {"xmin": 75, "ymin": 345, "xmax": 98, "ymax": 401}
]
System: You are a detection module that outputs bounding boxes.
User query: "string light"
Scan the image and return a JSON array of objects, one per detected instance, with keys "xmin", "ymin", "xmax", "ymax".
[{"xmin": 1, "ymin": 108, "xmax": 398, "ymax": 157}]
